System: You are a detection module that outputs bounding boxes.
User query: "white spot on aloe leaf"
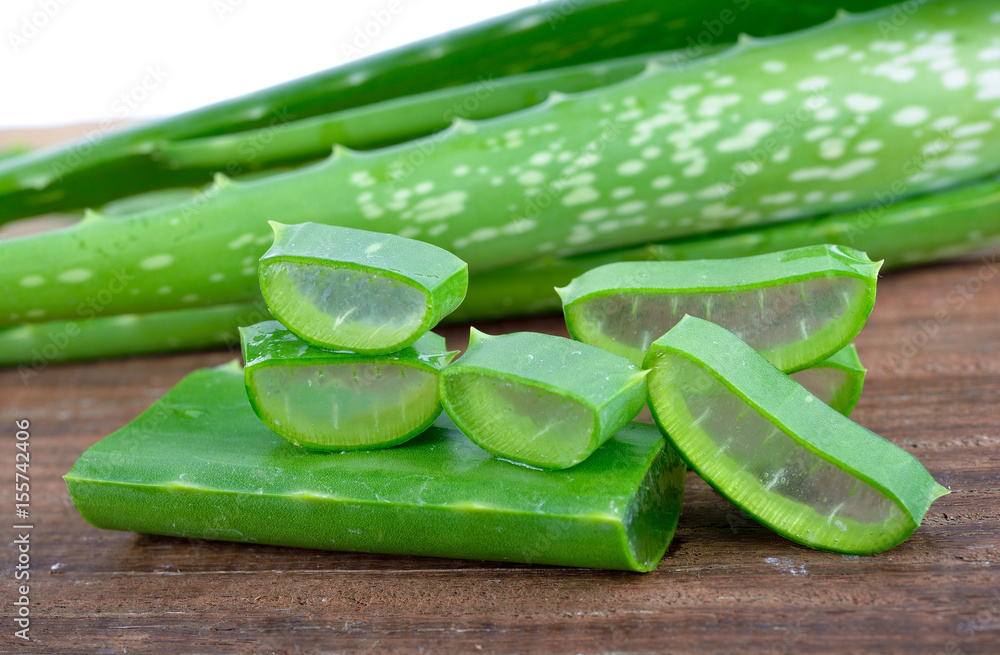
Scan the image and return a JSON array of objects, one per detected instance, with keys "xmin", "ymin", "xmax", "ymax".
[
  {"xmin": 20, "ymin": 275, "xmax": 45, "ymax": 288},
  {"xmin": 227, "ymin": 234, "xmax": 254, "ymax": 250},
  {"xmin": 893, "ymin": 106, "xmax": 930, "ymax": 126},
  {"xmin": 616, "ymin": 160, "xmax": 646, "ymax": 176},
  {"xmin": 856, "ymin": 139, "xmax": 883, "ymax": 154},
  {"xmin": 716, "ymin": 120, "xmax": 774, "ymax": 153},
  {"xmin": 761, "ymin": 90, "xmax": 787, "ymax": 104},
  {"xmin": 761, "ymin": 60, "xmax": 786, "ymax": 74},
  {"xmin": 209, "ymin": 273, "xmax": 225, "ymax": 282},
  {"xmin": 976, "ymin": 70, "xmax": 1000, "ymax": 100},
  {"xmin": 364, "ymin": 243, "xmax": 383, "ymax": 255},
  {"xmin": 58, "ymin": 268, "xmax": 93, "ymax": 283},
  {"xmin": 561, "ymin": 187, "xmax": 599, "ymax": 206},
  {"xmin": 651, "ymin": 175, "xmax": 674, "ymax": 189},
  {"xmin": 657, "ymin": 192, "xmax": 689, "ymax": 207},
  {"xmin": 140, "ymin": 254, "xmax": 175, "ymax": 270},
  {"xmin": 844, "ymin": 93, "xmax": 883, "ymax": 113},
  {"xmin": 953, "ymin": 122, "xmax": 993, "ymax": 138}
]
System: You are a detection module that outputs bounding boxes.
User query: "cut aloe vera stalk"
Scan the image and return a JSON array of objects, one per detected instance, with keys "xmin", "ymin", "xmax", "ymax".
[
  {"xmin": 790, "ymin": 344, "xmax": 865, "ymax": 417},
  {"xmin": 440, "ymin": 330, "xmax": 648, "ymax": 470},
  {"xmin": 558, "ymin": 244, "xmax": 880, "ymax": 372},
  {"xmin": 65, "ymin": 362, "xmax": 686, "ymax": 572},
  {"xmin": 644, "ymin": 316, "xmax": 948, "ymax": 555},
  {"xmin": 259, "ymin": 222, "xmax": 468, "ymax": 354},
  {"xmin": 240, "ymin": 320, "xmax": 455, "ymax": 451}
]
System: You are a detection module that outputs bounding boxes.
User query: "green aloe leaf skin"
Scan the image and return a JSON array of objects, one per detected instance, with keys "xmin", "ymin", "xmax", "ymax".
[
  {"xmin": 4, "ymin": 176, "xmax": 1000, "ymax": 369},
  {"xmin": 259, "ymin": 222, "xmax": 468, "ymax": 355},
  {"xmin": 240, "ymin": 321, "xmax": 456, "ymax": 451},
  {"xmin": 559, "ymin": 244, "xmax": 880, "ymax": 372},
  {"xmin": 440, "ymin": 329, "xmax": 648, "ymax": 470},
  {"xmin": 0, "ymin": 0, "xmax": 900, "ymax": 222},
  {"xmin": 3, "ymin": 0, "xmax": 997, "ymax": 328},
  {"xmin": 789, "ymin": 343, "xmax": 865, "ymax": 416},
  {"xmin": 65, "ymin": 362, "xmax": 686, "ymax": 572},
  {"xmin": 644, "ymin": 316, "xmax": 948, "ymax": 555}
]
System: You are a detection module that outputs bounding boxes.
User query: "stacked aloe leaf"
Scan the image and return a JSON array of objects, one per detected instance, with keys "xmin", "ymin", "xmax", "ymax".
[
  {"xmin": 4, "ymin": 0, "xmax": 1000, "ymax": 370},
  {"xmin": 240, "ymin": 223, "xmax": 467, "ymax": 450}
]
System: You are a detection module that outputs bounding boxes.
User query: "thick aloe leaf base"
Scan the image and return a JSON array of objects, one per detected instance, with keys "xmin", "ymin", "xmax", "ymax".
[{"xmin": 65, "ymin": 363, "xmax": 686, "ymax": 572}]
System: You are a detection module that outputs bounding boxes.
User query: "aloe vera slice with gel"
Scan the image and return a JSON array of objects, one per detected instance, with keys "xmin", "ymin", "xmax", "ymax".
[
  {"xmin": 240, "ymin": 320, "xmax": 455, "ymax": 451},
  {"xmin": 259, "ymin": 222, "xmax": 468, "ymax": 354},
  {"xmin": 559, "ymin": 244, "xmax": 880, "ymax": 371},
  {"xmin": 440, "ymin": 330, "xmax": 648, "ymax": 470},
  {"xmin": 644, "ymin": 316, "xmax": 947, "ymax": 555},
  {"xmin": 790, "ymin": 343, "xmax": 866, "ymax": 416}
]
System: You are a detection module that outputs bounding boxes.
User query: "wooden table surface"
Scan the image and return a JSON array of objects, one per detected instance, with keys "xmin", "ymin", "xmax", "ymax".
[
  {"xmin": 2, "ymin": 127, "xmax": 999, "ymax": 653},
  {"xmin": 0, "ymin": 254, "xmax": 997, "ymax": 654}
]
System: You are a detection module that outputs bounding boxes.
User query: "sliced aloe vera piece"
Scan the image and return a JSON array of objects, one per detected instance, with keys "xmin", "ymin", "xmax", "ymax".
[
  {"xmin": 790, "ymin": 344, "xmax": 865, "ymax": 417},
  {"xmin": 65, "ymin": 362, "xmax": 686, "ymax": 572},
  {"xmin": 440, "ymin": 330, "xmax": 647, "ymax": 470},
  {"xmin": 558, "ymin": 244, "xmax": 881, "ymax": 372},
  {"xmin": 644, "ymin": 316, "xmax": 948, "ymax": 555},
  {"xmin": 240, "ymin": 320, "xmax": 455, "ymax": 451},
  {"xmin": 259, "ymin": 222, "xmax": 468, "ymax": 354}
]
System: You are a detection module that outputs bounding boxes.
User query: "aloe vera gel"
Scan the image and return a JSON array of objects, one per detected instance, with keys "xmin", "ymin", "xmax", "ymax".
[
  {"xmin": 645, "ymin": 316, "xmax": 947, "ymax": 554},
  {"xmin": 559, "ymin": 244, "xmax": 880, "ymax": 371},
  {"xmin": 240, "ymin": 321, "xmax": 455, "ymax": 451},
  {"xmin": 259, "ymin": 222, "xmax": 468, "ymax": 354},
  {"xmin": 440, "ymin": 330, "xmax": 648, "ymax": 470}
]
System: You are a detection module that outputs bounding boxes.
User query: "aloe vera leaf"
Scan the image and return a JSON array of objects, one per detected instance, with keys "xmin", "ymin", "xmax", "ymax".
[
  {"xmin": 558, "ymin": 244, "xmax": 880, "ymax": 372},
  {"xmin": 789, "ymin": 343, "xmax": 865, "ymax": 416},
  {"xmin": 439, "ymin": 329, "xmax": 647, "ymax": 470},
  {"xmin": 0, "ymin": 301, "xmax": 269, "ymax": 371},
  {"xmin": 65, "ymin": 361, "xmax": 686, "ymax": 572},
  {"xmin": 0, "ymin": 0, "xmax": 900, "ymax": 223},
  {"xmin": 6, "ymin": 1, "xmax": 993, "ymax": 326},
  {"xmin": 240, "ymin": 321, "xmax": 455, "ymax": 451},
  {"xmin": 259, "ymin": 222, "xmax": 467, "ymax": 354},
  {"xmin": 644, "ymin": 315, "xmax": 948, "ymax": 554},
  {"xmin": 154, "ymin": 48, "xmax": 726, "ymax": 174},
  {"xmin": 452, "ymin": 177, "xmax": 1000, "ymax": 321},
  {"xmin": 3, "ymin": 175, "xmax": 998, "ymax": 367}
]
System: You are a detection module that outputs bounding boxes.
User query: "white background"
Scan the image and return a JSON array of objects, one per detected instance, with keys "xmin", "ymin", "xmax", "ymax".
[{"xmin": 0, "ymin": 0, "xmax": 536, "ymax": 128}]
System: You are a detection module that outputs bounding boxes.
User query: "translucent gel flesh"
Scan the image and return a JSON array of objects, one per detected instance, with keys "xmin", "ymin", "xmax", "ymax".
[
  {"xmin": 250, "ymin": 363, "xmax": 439, "ymax": 448},
  {"xmin": 445, "ymin": 373, "xmax": 595, "ymax": 468},
  {"xmin": 649, "ymin": 352, "xmax": 911, "ymax": 552},
  {"xmin": 263, "ymin": 261, "xmax": 427, "ymax": 350},
  {"xmin": 789, "ymin": 366, "xmax": 851, "ymax": 412},
  {"xmin": 569, "ymin": 276, "xmax": 869, "ymax": 367}
]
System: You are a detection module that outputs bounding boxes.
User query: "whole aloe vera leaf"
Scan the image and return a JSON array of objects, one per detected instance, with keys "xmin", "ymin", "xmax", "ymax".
[
  {"xmin": 790, "ymin": 343, "xmax": 865, "ymax": 416},
  {"xmin": 0, "ymin": 0, "xmax": 900, "ymax": 223},
  {"xmin": 3, "ymin": 177, "xmax": 999, "ymax": 368},
  {"xmin": 644, "ymin": 316, "xmax": 948, "ymax": 555},
  {"xmin": 259, "ymin": 222, "xmax": 468, "ymax": 354},
  {"xmin": 558, "ymin": 244, "xmax": 880, "ymax": 372},
  {"xmin": 65, "ymin": 361, "xmax": 686, "ymax": 572},
  {"xmin": 0, "ymin": 301, "xmax": 269, "ymax": 370},
  {"xmin": 241, "ymin": 321, "xmax": 455, "ymax": 451},
  {"xmin": 440, "ymin": 329, "xmax": 648, "ymax": 470},
  {"xmin": 452, "ymin": 177, "xmax": 1000, "ymax": 321},
  {"xmin": 155, "ymin": 48, "xmax": 726, "ymax": 175},
  {"xmin": 5, "ymin": 0, "xmax": 996, "ymax": 327}
]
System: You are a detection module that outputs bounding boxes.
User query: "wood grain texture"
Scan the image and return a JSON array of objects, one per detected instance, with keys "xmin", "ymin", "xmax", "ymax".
[{"xmin": 1, "ymin": 252, "xmax": 998, "ymax": 654}]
